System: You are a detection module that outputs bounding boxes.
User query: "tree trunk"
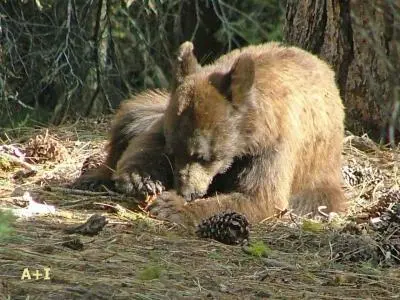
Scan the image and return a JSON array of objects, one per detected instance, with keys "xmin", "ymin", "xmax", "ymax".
[{"xmin": 284, "ymin": 0, "xmax": 399, "ymax": 142}]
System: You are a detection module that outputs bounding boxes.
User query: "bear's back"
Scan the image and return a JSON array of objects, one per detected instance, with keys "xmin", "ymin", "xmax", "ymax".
[
  {"xmin": 198, "ymin": 42, "xmax": 343, "ymax": 140},
  {"xmin": 202, "ymin": 42, "xmax": 336, "ymax": 85}
]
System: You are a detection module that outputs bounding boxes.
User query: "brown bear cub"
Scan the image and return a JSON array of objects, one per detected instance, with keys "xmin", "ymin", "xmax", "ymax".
[{"xmin": 75, "ymin": 41, "xmax": 346, "ymax": 226}]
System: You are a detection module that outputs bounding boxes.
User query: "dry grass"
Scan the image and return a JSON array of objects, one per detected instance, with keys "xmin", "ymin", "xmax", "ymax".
[{"xmin": 1, "ymin": 121, "xmax": 400, "ymax": 299}]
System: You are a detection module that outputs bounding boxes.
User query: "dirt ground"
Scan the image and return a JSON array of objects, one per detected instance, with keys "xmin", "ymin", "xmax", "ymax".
[{"xmin": 1, "ymin": 118, "xmax": 400, "ymax": 300}]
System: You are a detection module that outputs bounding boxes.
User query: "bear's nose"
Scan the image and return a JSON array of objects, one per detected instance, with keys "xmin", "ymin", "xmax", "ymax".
[
  {"xmin": 190, "ymin": 193, "xmax": 198, "ymax": 201},
  {"xmin": 183, "ymin": 192, "xmax": 202, "ymax": 202}
]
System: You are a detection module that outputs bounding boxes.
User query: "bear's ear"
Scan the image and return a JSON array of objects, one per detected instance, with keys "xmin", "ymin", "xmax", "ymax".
[
  {"xmin": 174, "ymin": 41, "xmax": 201, "ymax": 88},
  {"xmin": 209, "ymin": 54, "xmax": 255, "ymax": 104},
  {"xmin": 230, "ymin": 54, "xmax": 255, "ymax": 104}
]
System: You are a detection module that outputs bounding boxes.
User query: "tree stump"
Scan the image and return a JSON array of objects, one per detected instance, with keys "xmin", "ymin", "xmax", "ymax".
[{"xmin": 284, "ymin": 0, "xmax": 399, "ymax": 142}]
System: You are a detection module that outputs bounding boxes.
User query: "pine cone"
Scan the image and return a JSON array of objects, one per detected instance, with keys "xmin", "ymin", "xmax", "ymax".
[
  {"xmin": 196, "ymin": 211, "xmax": 250, "ymax": 245},
  {"xmin": 25, "ymin": 133, "xmax": 67, "ymax": 164},
  {"xmin": 342, "ymin": 161, "xmax": 385, "ymax": 187},
  {"xmin": 371, "ymin": 200, "xmax": 400, "ymax": 262},
  {"xmin": 363, "ymin": 189, "xmax": 400, "ymax": 219},
  {"xmin": 341, "ymin": 165, "xmax": 360, "ymax": 186},
  {"xmin": 331, "ymin": 233, "xmax": 379, "ymax": 263},
  {"xmin": 64, "ymin": 214, "xmax": 108, "ymax": 236},
  {"xmin": 371, "ymin": 202, "xmax": 400, "ymax": 232},
  {"xmin": 80, "ymin": 152, "xmax": 106, "ymax": 175}
]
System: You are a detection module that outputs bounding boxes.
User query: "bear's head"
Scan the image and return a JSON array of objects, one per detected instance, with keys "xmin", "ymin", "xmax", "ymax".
[{"xmin": 164, "ymin": 42, "xmax": 256, "ymax": 201}]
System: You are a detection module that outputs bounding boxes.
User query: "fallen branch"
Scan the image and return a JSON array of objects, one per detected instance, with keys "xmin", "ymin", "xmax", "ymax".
[{"xmin": 44, "ymin": 186, "xmax": 120, "ymax": 196}]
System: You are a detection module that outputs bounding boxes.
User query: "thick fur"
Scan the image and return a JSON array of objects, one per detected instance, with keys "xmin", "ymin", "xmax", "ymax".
[
  {"xmin": 73, "ymin": 89, "xmax": 170, "ymax": 193},
  {"xmin": 147, "ymin": 41, "xmax": 346, "ymax": 225},
  {"xmin": 76, "ymin": 41, "xmax": 347, "ymax": 226}
]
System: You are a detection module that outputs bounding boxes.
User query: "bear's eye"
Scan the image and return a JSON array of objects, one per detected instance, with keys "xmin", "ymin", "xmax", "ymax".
[
  {"xmin": 197, "ymin": 157, "xmax": 208, "ymax": 164},
  {"xmin": 192, "ymin": 154, "xmax": 209, "ymax": 164}
]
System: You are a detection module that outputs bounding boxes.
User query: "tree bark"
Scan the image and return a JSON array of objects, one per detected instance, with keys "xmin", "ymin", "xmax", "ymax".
[{"xmin": 284, "ymin": 0, "xmax": 399, "ymax": 142}]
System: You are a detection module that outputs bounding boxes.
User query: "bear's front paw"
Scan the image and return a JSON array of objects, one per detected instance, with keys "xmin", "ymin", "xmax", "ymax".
[
  {"xmin": 145, "ymin": 191, "xmax": 187, "ymax": 224},
  {"xmin": 72, "ymin": 176, "xmax": 113, "ymax": 192},
  {"xmin": 113, "ymin": 171, "xmax": 165, "ymax": 199}
]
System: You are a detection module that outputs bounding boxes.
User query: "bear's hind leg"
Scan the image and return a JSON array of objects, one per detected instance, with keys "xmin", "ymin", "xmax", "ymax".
[
  {"xmin": 113, "ymin": 120, "xmax": 173, "ymax": 199},
  {"xmin": 73, "ymin": 89, "xmax": 168, "ymax": 191},
  {"xmin": 289, "ymin": 179, "xmax": 347, "ymax": 217}
]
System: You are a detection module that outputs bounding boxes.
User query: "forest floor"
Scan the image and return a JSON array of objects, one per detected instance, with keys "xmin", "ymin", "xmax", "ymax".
[{"xmin": 1, "ymin": 117, "xmax": 400, "ymax": 300}]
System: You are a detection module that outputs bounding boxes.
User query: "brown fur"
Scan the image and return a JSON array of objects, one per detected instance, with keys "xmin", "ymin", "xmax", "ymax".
[
  {"xmin": 73, "ymin": 89, "xmax": 170, "ymax": 192},
  {"xmin": 149, "ymin": 41, "xmax": 346, "ymax": 225},
  {"xmin": 75, "ymin": 41, "xmax": 347, "ymax": 226}
]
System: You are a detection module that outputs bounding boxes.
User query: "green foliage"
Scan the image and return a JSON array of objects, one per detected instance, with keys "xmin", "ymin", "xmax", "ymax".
[
  {"xmin": 301, "ymin": 219, "xmax": 325, "ymax": 233},
  {"xmin": 138, "ymin": 265, "xmax": 163, "ymax": 280},
  {"xmin": 2, "ymin": 107, "xmax": 54, "ymax": 129},
  {"xmin": 0, "ymin": 155, "xmax": 12, "ymax": 171},
  {"xmin": 207, "ymin": 249, "xmax": 222, "ymax": 259},
  {"xmin": 0, "ymin": 0, "xmax": 286, "ymax": 128},
  {"xmin": 0, "ymin": 210, "xmax": 16, "ymax": 242},
  {"xmin": 246, "ymin": 240, "xmax": 271, "ymax": 257},
  {"xmin": 214, "ymin": 0, "xmax": 285, "ymax": 48}
]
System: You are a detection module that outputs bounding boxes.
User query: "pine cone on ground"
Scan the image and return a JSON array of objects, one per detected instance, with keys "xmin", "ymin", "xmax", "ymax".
[
  {"xmin": 25, "ymin": 133, "xmax": 67, "ymax": 164},
  {"xmin": 342, "ymin": 165, "xmax": 360, "ymax": 186},
  {"xmin": 371, "ymin": 201, "xmax": 400, "ymax": 263},
  {"xmin": 80, "ymin": 152, "xmax": 106, "ymax": 175},
  {"xmin": 342, "ymin": 160, "xmax": 385, "ymax": 187},
  {"xmin": 371, "ymin": 202, "xmax": 400, "ymax": 232},
  {"xmin": 362, "ymin": 189, "xmax": 400, "ymax": 220},
  {"xmin": 64, "ymin": 214, "xmax": 108, "ymax": 236},
  {"xmin": 331, "ymin": 233, "xmax": 379, "ymax": 263},
  {"xmin": 196, "ymin": 211, "xmax": 250, "ymax": 245}
]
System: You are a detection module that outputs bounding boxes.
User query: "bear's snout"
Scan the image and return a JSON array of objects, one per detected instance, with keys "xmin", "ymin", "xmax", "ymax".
[
  {"xmin": 179, "ymin": 189, "xmax": 205, "ymax": 202},
  {"xmin": 175, "ymin": 162, "xmax": 213, "ymax": 202}
]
